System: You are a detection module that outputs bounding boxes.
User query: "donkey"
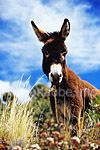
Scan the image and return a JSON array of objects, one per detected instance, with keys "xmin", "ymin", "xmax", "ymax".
[{"xmin": 31, "ymin": 18, "xmax": 100, "ymax": 135}]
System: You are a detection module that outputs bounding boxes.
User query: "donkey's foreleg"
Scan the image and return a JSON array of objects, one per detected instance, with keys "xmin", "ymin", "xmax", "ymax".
[
  {"xmin": 50, "ymin": 92, "xmax": 57, "ymax": 122},
  {"xmin": 71, "ymin": 107, "xmax": 82, "ymax": 136}
]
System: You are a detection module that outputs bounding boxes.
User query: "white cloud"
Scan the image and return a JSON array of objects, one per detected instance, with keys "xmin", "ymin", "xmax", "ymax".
[
  {"xmin": 0, "ymin": 78, "xmax": 31, "ymax": 103},
  {"xmin": 0, "ymin": 0, "xmax": 100, "ymax": 76},
  {"xmin": 0, "ymin": 74, "xmax": 50, "ymax": 102}
]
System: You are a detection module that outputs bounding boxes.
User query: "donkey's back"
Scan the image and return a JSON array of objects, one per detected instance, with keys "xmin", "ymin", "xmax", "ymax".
[{"xmin": 67, "ymin": 66, "xmax": 100, "ymax": 109}]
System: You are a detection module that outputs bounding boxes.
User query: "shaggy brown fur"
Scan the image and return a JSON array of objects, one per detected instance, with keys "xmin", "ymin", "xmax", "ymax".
[{"xmin": 31, "ymin": 18, "xmax": 100, "ymax": 135}]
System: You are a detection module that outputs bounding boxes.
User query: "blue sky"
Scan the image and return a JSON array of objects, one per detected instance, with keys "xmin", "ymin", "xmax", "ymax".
[{"xmin": 0, "ymin": 0, "xmax": 100, "ymax": 101}]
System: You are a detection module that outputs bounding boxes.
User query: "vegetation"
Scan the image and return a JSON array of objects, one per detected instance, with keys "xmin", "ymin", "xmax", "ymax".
[{"xmin": 0, "ymin": 85, "xmax": 100, "ymax": 150}]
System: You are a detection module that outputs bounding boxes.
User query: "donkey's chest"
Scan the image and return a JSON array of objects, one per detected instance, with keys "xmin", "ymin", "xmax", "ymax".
[{"xmin": 57, "ymin": 97, "xmax": 72, "ymax": 125}]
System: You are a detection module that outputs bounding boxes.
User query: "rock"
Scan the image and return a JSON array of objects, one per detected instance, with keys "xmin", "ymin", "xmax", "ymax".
[
  {"xmin": 96, "ymin": 122, "xmax": 100, "ymax": 128},
  {"xmin": 50, "ymin": 142, "xmax": 58, "ymax": 147},
  {"xmin": 47, "ymin": 137, "xmax": 54, "ymax": 143},
  {"xmin": 52, "ymin": 131, "xmax": 60, "ymax": 136},
  {"xmin": 71, "ymin": 136, "xmax": 80, "ymax": 144},
  {"xmin": 30, "ymin": 144, "xmax": 41, "ymax": 150},
  {"xmin": 40, "ymin": 131, "xmax": 47, "ymax": 137},
  {"xmin": 13, "ymin": 146, "xmax": 23, "ymax": 150},
  {"xmin": 0, "ymin": 144, "xmax": 6, "ymax": 150}
]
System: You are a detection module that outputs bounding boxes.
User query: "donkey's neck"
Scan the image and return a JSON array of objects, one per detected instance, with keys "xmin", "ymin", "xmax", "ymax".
[{"xmin": 59, "ymin": 64, "xmax": 80, "ymax": 90}]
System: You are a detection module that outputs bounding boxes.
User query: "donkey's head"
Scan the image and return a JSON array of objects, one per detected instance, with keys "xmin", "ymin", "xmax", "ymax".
[{"xmin": 31, "ymin": 19, "xmax": 70, "ymax": 85}]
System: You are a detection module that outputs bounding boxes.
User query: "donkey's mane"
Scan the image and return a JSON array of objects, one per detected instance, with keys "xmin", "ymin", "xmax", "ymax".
[{"xmin": 46, "ymin": 31, "xmax": 61, "ymax": 40}]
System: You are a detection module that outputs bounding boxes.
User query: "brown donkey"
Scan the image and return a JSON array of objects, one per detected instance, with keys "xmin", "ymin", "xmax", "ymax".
[{"xmin": 31, "ymin": 18, "xmax": 100, "ymax": 135}]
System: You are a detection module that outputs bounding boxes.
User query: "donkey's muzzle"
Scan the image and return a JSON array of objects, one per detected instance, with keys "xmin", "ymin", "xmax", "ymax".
[
  {"xmin": 49, "ymin": 64, "xmax": 63, "ymax": 85},
  {"xmin": 51, "ymin": 73, "xmax": 63, "ymax": 85}
]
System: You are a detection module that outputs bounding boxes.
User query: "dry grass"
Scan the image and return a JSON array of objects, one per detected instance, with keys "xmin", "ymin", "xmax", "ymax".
[{"xmin": 0, "ymin": 98, "xmax": 35, "ymax": 149}]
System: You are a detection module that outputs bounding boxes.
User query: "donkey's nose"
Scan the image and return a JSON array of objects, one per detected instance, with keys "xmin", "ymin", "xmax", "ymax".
[
  {"xmin": 51, "ymin": 73, "xmax": 61, "ymax": 80},
  {"xmin": 50, "ymin": 72, "xmax": 63, "ymax": 84}
]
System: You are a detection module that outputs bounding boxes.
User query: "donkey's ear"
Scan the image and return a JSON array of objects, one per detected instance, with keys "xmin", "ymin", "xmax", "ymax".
[
  {"xmin": 60, "ymin": 18, "xmax": 70, "ymax": 40},
  {"xmin": 31, "ymin": 21, "xmax": 48, "ymax": 43}
]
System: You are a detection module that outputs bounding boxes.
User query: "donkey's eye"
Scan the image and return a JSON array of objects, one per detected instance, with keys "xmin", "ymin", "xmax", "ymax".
[
  {"xmin": 44, "ymin": 51, "xmax": 50, "ymax": 58},
  {"xmin": 62, "ymin": 52, "xmax": 66, "ymax": 57}
]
